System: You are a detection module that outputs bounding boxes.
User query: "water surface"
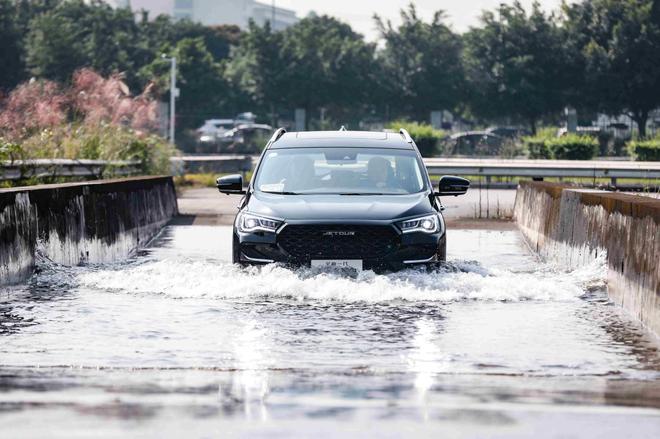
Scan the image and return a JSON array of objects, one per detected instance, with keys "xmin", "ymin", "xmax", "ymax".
[{"xmin": 1, "ymin": 226, "xmax": 659, "ymax": 438}]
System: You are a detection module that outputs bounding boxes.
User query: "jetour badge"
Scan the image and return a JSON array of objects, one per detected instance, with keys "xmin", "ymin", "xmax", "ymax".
[{"xmin": 322, "ymin": 231, "xmax": 356, "ymax": 237}]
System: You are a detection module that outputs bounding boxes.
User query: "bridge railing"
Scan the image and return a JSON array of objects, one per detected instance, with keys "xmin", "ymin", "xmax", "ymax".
[
  {"xmin": 423, "ymin": 158, "xmax": 660, "ymax": 184},
  {"xmin": 4, "ymin": 156, "xmax": 659, "ymax": 186},
  {"xmin": 0, "ymin": 159, "xmax": 142, "ymax": 181}
]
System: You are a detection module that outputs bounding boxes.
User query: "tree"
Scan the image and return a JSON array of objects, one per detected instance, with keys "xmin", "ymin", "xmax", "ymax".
[
  {"xmin": 0, "ymin": 0, "xmax": 65, "ymax": 90},
  {"xmin": 375, "ymin": 4, "xmax": 465, "ymax": 122},
  {"xmin": 227, "ymin": 16, "xmax": 378, "ymax": 127},
  {"xmin": 25, "ymin": 0, "xmax": 144, "ymax": 87},
  {"xmin": 281, "ymin": 15, "xmax": 378, "ymax": 125},
  {"xmin": 139, "ymin": 14, "xmax": 241, "ymax": 62},
  {"xmin": 464, "ymin": 1, "xmax": 569, "ymax": 133},
  {"xmin": 25, "ymin": 7, "xmax": 88, "ymax": 82},
  {"xmin": 140, "ymin": 37, "xmax": 240, "ymax": 132},
  {"xmin": 225, "ymin": 21, "xmax": 288, "ymax": 123},
  {"xmin": 0, "ymin": 0, "xmax": 23, "ymax": 91},
  {"xmin": 563, "ymin": 0, "xmax": 660, "ymax": 137}
]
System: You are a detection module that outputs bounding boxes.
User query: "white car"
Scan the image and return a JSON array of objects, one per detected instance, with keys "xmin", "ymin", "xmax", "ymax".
[{"xmin": 197, "ymin": 119, "xmax": 235, "ymax": 143}]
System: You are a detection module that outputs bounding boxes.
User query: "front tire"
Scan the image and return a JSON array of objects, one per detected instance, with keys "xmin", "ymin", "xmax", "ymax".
[
  {"xmin": 232, "ymin": 233, "xmax": 241, "ymax": 264},
  {"xmin": 437, "ymin": 234, "xmax": 447, "ymax": 262}
]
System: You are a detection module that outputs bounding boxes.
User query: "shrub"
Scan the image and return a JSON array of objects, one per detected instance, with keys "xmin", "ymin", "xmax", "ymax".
[
  {"xmin": 546, "ymin": 134, "xmax": 599, "ymax": 160},
  {"xmin": 499, "ymin": 138, "xmax": 525, "ymax": 158},
  {"xmin": 0, "ymin": 80, "xmax": 68, "ymax": 139},
  {"xmin": 0, "ymin": 69, "xmax": 175, "ymax": 180},
  {"xmin": 16, "ymin": 124, "xmax": 175, "ymax": 176},
  {"xmin": 523, "ymin": 133, "xmax": 598, "ymax": 160},
  {"xmin": 628, "ymin": 139, "xmax": 660, "ymax": 161},
  {"xmin": 523, "ymin": 136, "xmax": 552, "ymax": 159},
  {"xmin": 0, "ymin": 139, "xmax": 24, "ymax": 162},
  {"xmin": 388, "ymin": 121, "xmax": 446, "ymax": 157},
  {"xmin": 522, "ymin": 127, "xmax": 556, "ymax": 159}
]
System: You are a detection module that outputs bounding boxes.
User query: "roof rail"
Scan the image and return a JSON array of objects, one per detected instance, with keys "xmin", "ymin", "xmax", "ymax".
[
  {"xmin": 339, "ymin": 126, "xmax": 347, "ymax": 131},
  {"xmin": 268, "ymin": 127, "xmax": 287, "ymax": 144},
  {"xmin": 399, "ymin": 128, "xmax": 413, "ymax": 143}
]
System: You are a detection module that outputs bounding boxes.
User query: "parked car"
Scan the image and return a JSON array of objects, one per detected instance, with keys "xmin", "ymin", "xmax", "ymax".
[
  {"xmin": 234, "ymin": 112, "xmax": 257, "ymax": 125},
  {"xmin": 197, "ymin": 119, "xmax": 235, "ymax": 142},
  {"xmin": 486, "ymin": 126, "xmax": 531, "ymax": 139},
  {"xmin": 216, "ymin": 128, "xmax": 470, "ymax": 271},
  {"xmin": 222, "ymin": 123, "xmax": 273, "ymax": 153},
  {"xmin": 447, "ymin": 131, "xmax": 503, "ymax": 156}
]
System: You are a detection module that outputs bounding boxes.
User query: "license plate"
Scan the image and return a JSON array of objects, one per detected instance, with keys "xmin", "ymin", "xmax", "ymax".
[{"xmin": 311, "ymin": 260, "xmax": 363, "ymax": 271}]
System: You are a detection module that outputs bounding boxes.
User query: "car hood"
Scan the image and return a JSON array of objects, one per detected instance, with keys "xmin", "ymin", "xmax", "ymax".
[{"xmin": 246, "ymin": 192, "xmax": 433, "ymax": 222}]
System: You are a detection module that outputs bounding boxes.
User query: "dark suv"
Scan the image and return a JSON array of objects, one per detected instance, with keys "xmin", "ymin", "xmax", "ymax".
[{"xmin": 217, "ymin": 129, "xmax": 469, "ymax": 271}]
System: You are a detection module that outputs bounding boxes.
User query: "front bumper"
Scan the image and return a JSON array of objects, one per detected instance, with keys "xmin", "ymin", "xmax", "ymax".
[{"xmin": 234, "ymin": 221, "xmax": 446, "ymax": 271}]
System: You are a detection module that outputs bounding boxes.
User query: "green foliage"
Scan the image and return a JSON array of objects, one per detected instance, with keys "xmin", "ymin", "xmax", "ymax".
[
  {"xmin": 15, "ymin": 124, "xmax": 175, "ymax": 175},
  {"xmin": 0, "ymin": 138, "xmax": 24, "ymax": 161},
  {"xmin": 522, "ymin": 128, "xmax": 556, "ymax": 159},
  {"xmin": 523, "ymin": 138, "xmax": 552, "ymax": 159},
  {"xmin": 464, "ymin": 1, "xmax": 569, "ymax": 133},
  {"xmin": 523, "ymin": 133, "xmax": 598, "ymax": 160},
  {"xmin": 627, "ymin": 138, "xmax": 660, "ymax": 161},
  {"xmin": 388, "ymin": 121, "xmax": 446, "ymax": 157},
  {"xmin": 376, "ymin": 5, "xmax": 465, "ymax": 120},
  {"xmin": 140, "ymin": 37, "xmax": 241, "ymax": 133},
  {"xmin": 563, "ymin": 0, "xmax": 660, "ymax": 137},
  {"xmin": 224, "ymin": 21, "xmax": 286, "ymax": 119},
  {"xmin": 3, "ymin": 0, "xmax": 660, "ymax": 141},
  {"xmin": 226, "ymin": 16, "xmax": 377, "ymax": 126},
  {"xmin": 548, "ymin": 135, "xmax": 599, "ymax": 160},
  {"xmin": 0, "ymin": 0, "xmax": 24, "ymax": 90}
]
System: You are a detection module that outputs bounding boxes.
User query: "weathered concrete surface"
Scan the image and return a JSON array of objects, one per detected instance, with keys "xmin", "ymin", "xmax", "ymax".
[
  {"xmin": 515, "ymin": 181, "xmax": 660, "ymax": 335},
  {"xmin": 0, "ymin": 176, "xmax": 178, "ymax": 285}
]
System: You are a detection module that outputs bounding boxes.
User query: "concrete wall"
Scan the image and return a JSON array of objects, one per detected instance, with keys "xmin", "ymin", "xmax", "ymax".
[
  {"xmin": 515, "ymin": 181, "xmax": 660, "ymax": 335},
  {"xmin": 0, "ymin": 176, "xmax": 178, "ymax": 285}
]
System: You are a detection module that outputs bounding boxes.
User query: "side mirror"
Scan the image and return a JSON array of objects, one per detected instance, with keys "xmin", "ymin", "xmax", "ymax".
[
  {"xmin": 216, "ymin": 174, "xmax": 245, "ymax": 195},
  {"xmin": 436, "ymin": 175, "xmax": 470, "ymax": 197}
]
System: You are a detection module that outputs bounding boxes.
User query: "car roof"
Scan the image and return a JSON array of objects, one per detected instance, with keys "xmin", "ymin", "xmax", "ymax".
[
  {"xmin": 269, "ymin": 130, "xmax": 414, "ymax": 150},
  {"xmin": 204, "ymin": 119, "xmax": 234, "ymax": 124}
]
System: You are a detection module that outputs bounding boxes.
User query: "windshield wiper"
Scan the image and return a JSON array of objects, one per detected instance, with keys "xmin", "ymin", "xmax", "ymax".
[
  {"xmin": 339, "ymin": 193, "xmax": 387, "ymax": 196},
  {"xmin": 261, "ymin": 191, "xmax": 301, "ymax": 195}
]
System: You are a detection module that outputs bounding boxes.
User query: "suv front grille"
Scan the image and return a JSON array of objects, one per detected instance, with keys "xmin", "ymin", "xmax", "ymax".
[{"xmin": 277, "ymin": 224, "xmax": 400, "ymax": 260}]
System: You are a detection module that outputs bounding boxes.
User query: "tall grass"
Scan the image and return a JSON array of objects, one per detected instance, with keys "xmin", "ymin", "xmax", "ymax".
[{"xmin": 0, "ymin": 69, "xmax": 176, "ymax": 176}]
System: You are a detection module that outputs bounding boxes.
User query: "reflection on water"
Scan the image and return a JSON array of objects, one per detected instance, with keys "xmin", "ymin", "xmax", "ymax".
[{"xmin": 0, "ymin": 226, "xmax": 659, "ymax": 437}]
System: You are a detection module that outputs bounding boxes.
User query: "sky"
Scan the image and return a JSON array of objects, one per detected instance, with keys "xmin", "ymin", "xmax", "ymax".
[{"xmin": 273, "ymin": 0, "xmax": 574, "ymax": 40}]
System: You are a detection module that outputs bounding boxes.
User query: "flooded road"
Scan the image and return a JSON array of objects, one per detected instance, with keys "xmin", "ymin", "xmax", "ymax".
[{"xmin": 1, "ymin": 225, "xmax": 660, "ymax": 438}]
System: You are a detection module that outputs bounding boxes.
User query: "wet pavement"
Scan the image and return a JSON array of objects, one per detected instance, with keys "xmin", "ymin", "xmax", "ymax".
[{"xmin": 1, "ymin": 225, "xmax": 660, "ymax": 438}]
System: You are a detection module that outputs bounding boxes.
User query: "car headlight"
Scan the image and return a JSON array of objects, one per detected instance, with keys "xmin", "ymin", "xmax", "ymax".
[
  {"xmin": 238, "ymin": 212, "xmax": 282, "ymax": 233},
  {"xmin": 397, "ymin": 214, "xmax": 443, "ymax": 234}
]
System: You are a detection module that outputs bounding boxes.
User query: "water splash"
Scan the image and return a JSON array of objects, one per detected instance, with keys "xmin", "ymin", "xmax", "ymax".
[{"xmin": 71, "ymin": 255, "xmax": 607, "ymax": 304}]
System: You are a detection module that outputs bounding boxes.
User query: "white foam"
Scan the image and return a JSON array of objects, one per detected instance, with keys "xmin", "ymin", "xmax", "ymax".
[{"xmin": 74, "ymin": 255, "xmax": 607, "ymax": 304}]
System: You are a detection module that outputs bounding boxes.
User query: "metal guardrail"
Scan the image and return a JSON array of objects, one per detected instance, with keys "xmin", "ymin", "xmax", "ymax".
[
  {"xmin": 423, "ymin": 158, "xmax": 660, "ymax": 184},
  {"xmin": 170, "ymin": 155, "xmax": 253, "ymax": 175},
  {"xmin": 5, "ymin": 156, "xmax": 658, "ymax": 185},
  {"xmin": 0, "ymin": 159, "xmax": 142, "ymax": 181}
]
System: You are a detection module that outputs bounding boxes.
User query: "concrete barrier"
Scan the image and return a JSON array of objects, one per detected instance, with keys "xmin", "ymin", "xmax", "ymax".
[
  {"xmin": 0, "ymin": 176, "xmax": 178, "ymax": 285},
  {"xmin": 515, "ymin": 181, "xmax": 660, "ymax": 335}
]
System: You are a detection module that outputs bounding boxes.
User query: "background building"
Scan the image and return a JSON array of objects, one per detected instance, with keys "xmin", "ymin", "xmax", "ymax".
[{"xmin": 120, "ymin": 0, "xmax": 298, "ymax": 30}]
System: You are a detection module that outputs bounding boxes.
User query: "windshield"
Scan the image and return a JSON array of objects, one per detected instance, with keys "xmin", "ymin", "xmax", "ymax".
[{"xmin": 254, "ymin": 148, "xmax": 426, "ymax": 195}]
